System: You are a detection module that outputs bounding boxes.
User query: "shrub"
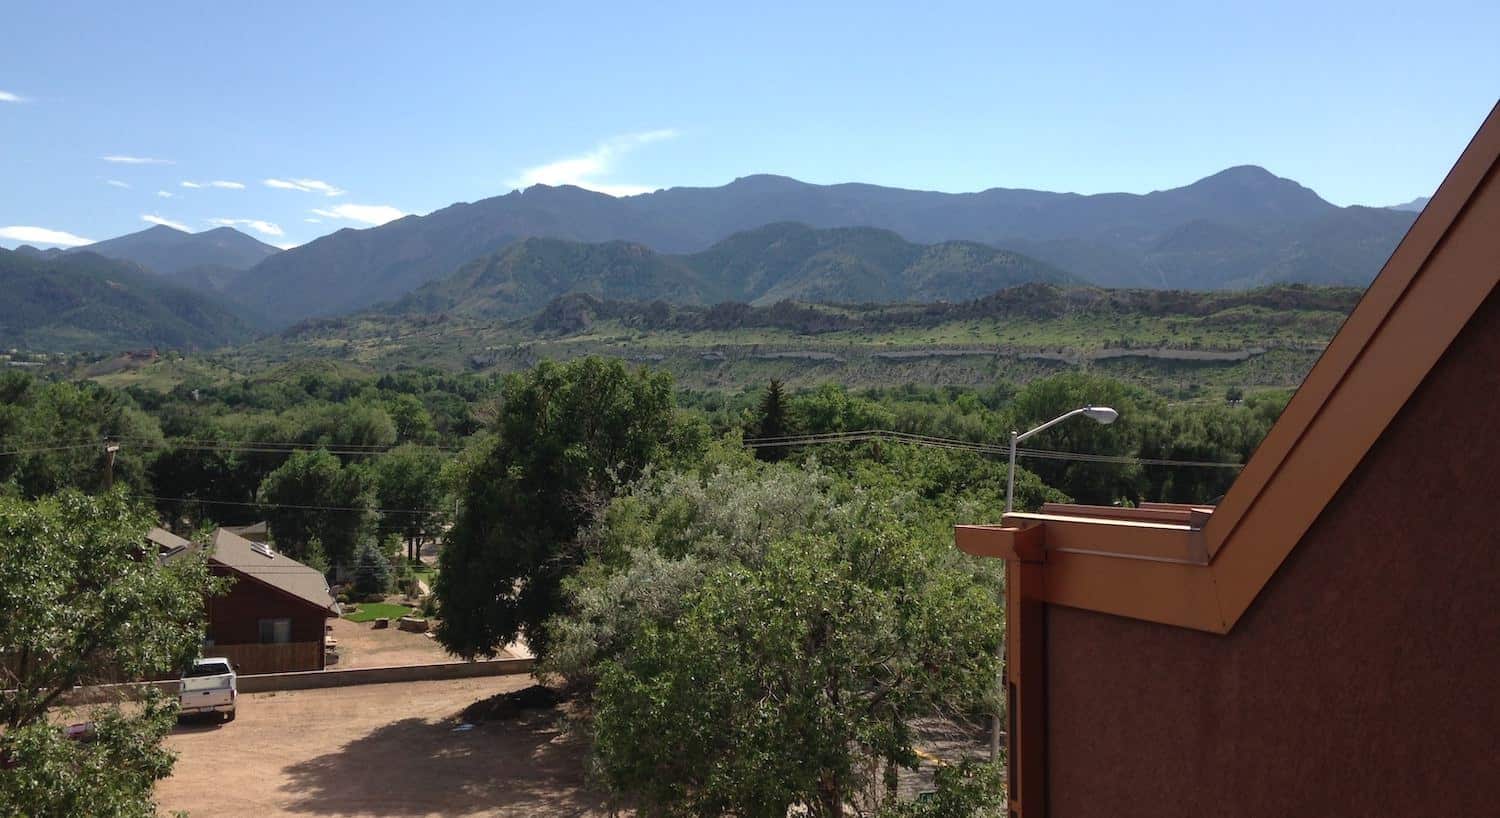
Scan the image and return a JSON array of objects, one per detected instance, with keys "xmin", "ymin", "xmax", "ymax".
[{"xmin": 352, "ymin": 540, "xmax": 392, "ymax": 597}]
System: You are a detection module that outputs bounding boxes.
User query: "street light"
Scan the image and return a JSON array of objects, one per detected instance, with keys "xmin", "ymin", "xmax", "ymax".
[
  {"xmin": 1005, "ymin": 405, "xmax": 1119, "ymax": 513},
  {"xmin": 990, "ymin": 404, "xmax": 1119, "ymax": 762}
]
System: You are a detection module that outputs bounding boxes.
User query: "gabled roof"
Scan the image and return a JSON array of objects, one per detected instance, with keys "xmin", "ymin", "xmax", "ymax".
[
  {"xmin": 223, "ymin": 520, "xmax": 268, "ymax": 540},
  {"xmin": 160, "ymin": 527, "xmax": 339, "ymax": 615},
  {"xmin": 207, "ymin": 528, "xmax": 339, "ymax": 615},
  {"xmin": 146, "ymin": 526, "xmax": 192, "ymax": 553},
  {"xmin": 957, "ymin": 100, "xmax": 1500, "ymax": 633}
]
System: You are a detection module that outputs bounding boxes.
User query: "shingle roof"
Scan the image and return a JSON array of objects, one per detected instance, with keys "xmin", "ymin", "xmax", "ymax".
[
  {"xmin": 208, "ymin": 528, "xmax": 339, "ymax": 614},
  {"xmin": 146, "ymin": 526, "xmax": 193, "ymax": 553}
]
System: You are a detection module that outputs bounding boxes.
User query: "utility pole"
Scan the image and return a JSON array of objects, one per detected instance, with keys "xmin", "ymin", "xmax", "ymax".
[{"xmin": 102, "ymin": 438, "xmax": 120, "ymax": 490}]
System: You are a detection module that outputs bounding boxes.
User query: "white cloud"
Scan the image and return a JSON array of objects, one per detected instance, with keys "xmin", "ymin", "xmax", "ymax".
[
  {"xmin": 103, "ymin": 155, "xmax": 173, "ymax": 165},
  {"xmin": 264, "ymin": 178, "xmax": 345, "ymax": 196},
  {"xmin": 105, "ymin": 179, "xmax": 131, "ymax": 189},
  {"xmin": 0, "ymin": 91, "xmax": 25, "ymax": 103},
  {"xmin": 0, "ymin": 225, "xmax": 93, "ymax": 247},
  {"xmin": 511, "ymin": 129, "xmax": 677, "ymax": 197},
  {"xmin": 310, "ymin": 204, "xmax": 405, "ymax": 226},
  {"xmin": 271, "ymin": 241, "xmax": 299, "ymax": 251},
  {"xmin": 304, "ymin": 217, "xmax": 322, "ymax": 223},
  {"xmin": 141, "ymin": 214, "xmax": 192, "ymax": 232},
  {"xmin": 207, "ymin": 217, "xmax": 284, "ymax": 237},
  {"xmin": 180, "ymin": 180, "xmax": 244, "ymax": 190},
  {"xmin": 156, "ymin": 190, "xmax": 174, "ymax": 198}
]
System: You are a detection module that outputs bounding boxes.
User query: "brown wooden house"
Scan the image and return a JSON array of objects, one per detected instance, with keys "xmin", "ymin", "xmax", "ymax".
[
  {"xmin": 156, "ymin": 528, "xmax": 339, "ymax": 674},
  {"xmin": 956, "ymin": 101, "xmax": 1500, "ymax": 818}
]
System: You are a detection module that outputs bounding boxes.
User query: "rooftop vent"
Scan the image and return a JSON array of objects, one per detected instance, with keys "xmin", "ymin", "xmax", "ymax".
[{"xmin": 249, "ymin": 542, "xmax": 276, "ymax": 559}]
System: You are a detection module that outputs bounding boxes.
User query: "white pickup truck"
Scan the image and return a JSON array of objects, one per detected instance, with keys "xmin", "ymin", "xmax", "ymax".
[{"xmin": 179, "ymin": 658, "xmax": 237, "ymax": 722}]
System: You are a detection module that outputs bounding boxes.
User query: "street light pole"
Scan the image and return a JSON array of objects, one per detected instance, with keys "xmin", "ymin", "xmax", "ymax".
[
  {"xmin": 992, "ymin": 403, "xmax": 1119, "ymax": 761},
  {"xmin": 1004, "ymin": 405, "xmax": 1119, "ymax": 513}
]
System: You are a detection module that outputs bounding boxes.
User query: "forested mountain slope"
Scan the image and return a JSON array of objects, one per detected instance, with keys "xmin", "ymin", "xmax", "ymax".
[{"xmin": 0, "ymin": 248, "xmax": 256, "ymax": 351}]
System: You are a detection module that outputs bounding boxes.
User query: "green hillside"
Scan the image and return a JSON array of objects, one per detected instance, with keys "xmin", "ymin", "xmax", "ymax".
[
  {"xmin": 391, "ymin": 223, "xmax": 1077, "ymax": 319},
  {"xmin": 221, "ymin": 165, "xmax": 1411, "ymax": 325},
  {"xmin": 0, "ymin": 248, "xmax": 257, "ymax": 352}
]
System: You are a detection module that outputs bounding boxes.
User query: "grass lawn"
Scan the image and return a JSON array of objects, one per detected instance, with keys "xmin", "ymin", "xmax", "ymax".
[{"xmin": 343, "ymin": 602, "xmax": 417, "ymax": 623}]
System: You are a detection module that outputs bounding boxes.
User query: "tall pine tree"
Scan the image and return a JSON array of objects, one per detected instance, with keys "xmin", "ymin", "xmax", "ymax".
[{"xmin": 754, "ymin": 379, "xmax": 792, "ymax": 462}]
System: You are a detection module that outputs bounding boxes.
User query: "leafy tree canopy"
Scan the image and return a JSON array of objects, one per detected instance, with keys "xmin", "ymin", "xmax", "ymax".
[
  {"xmin": 436, "ymin": 357, "xmax": 685, "ymax": 659},
  {"xmin": 257, "ymin": 448, "xmax": 373, "ymax": 565},
  {"xmin": 0, "ymin": 373, "xmax": 161, "ymax": 499},
  {"xmin": 370, "ymin": 443, "xmax": 448, "ymax": 560},
  {"xmin": 0, "ymin": 490, "xmax": 223, "ymax": 817},
  {"xmin": 591, "ymin": 519, "xmax": 1003, "ymax": 817}
]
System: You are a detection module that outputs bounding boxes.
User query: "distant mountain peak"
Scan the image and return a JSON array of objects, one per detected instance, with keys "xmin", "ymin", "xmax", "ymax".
[
  {"xmin": 726, "ymin": 174, "xmax": 807, "ymax": 191},
  {"xmin": 1386, "ymin": 196, "xmax": 1430, "ymax": 213},
  {"xmin": 1207, "ymin": 164, "xmax": 1280, "ymax": 180},
  {"xmin": 69, "ymin": 223, "xmax": 281, "ymax": 280},
  {"xmin": 1188, "ymin": 165, "xmax": 1310, "ymax": 194},
  {"xmin": 519, "ymin": 183, "xmax": 614, "ymax": 199}
]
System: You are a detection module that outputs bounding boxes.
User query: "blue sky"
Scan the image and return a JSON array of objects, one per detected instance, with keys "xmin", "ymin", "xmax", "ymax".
[{"xmin": 2, "ymin": 1, "xmax": 1496, "ymax": 249}]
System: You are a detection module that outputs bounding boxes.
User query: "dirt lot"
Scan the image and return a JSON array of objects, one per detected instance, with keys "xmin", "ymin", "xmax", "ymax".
[
  {"xmin": 157, "ymin": 675, "xmax": 610, "ymax": 817},
  {"xmin": 326, "ymin": 616, "xmax": 456, "ymax": 668},
  {"xmin": 328, "ymin": 612, "xmax": 528, "ymax": 668}
]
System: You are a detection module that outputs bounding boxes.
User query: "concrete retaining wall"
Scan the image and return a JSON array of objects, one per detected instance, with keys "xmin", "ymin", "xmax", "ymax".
[
  {"xmin": 238, "ymin": 657, "xmax": 533, "ymax": 692},
  {"xmin": 62, "ymin": 658, "xmax": 534, "ymax": 705}
]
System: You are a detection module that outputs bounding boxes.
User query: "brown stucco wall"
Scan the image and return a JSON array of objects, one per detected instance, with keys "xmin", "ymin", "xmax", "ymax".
[{"xmin": 1045, "ymin": 286, "xmax": 1500, "ymax": 818}]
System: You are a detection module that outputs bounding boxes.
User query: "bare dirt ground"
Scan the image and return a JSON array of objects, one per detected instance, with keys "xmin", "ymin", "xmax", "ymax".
[
  {"xmin": 327, "ymin": 611, "xmax": 525, "ymax": 667},
  {"xmin": 327, "ymin": 616, "xmax": 457, "ymax": 669},
  {"xmin": 157, "ymin": 675, "xmax": 611, "ymax": 818}
]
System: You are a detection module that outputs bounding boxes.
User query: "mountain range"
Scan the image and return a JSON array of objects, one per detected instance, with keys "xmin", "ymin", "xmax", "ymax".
[
  {"xmin": 4, "ymin": 166, "xmax": 1421, "ymax": 348},
  {"xmin": 14, "ymin": 224, "xmax": 282, "ymax": 294},
  {"xmin": 219, "ymin": 165, "xmax": 1415, "ymax": 325},
  {"xmin": 389, "ymin": 223, "xmax": 1077, "ymax": 320},
  {"xmin": 0, "ymin": 248, "xmax": 256, "ymax": 352}
]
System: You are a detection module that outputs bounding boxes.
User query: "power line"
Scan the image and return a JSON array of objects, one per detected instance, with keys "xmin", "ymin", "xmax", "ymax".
[
  {"xmin": 741, "ymin": 429, "xmax": 1245, "ymax": 469},
  {"xmin": 0, "ymin": 442, "xmax": 103, "ymax": 458},
  {"xmin": 5, "ymin": 428, "xmax": 1242, "ymax": 470},
  {"xmin": 119, "ymin": 438, "xmax": 464, "ymax": 456},
  {"xmin": 142, "ymin": 495, "xmax": 447, "ymax": 515},
  {"xmin": 0, "ymin": 435, "xmax": 466, "ymax": 459}
]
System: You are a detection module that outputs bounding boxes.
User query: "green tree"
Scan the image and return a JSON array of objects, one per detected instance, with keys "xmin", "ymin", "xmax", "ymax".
[
  {"xmin": 387, "ymin": 393, "xmax": 439, "ymax": 444},
  {"xmin": 0, "ymin": 375, "xmax": 162, "ymax": 499},
  {"xmin": 753, "ymin": 379, "xmax": 793, "ymax": 462},
  {"xmin": 792, "ymin": 383, "xmax": 897, "ymax": 435},
  {"xmin": 436, "ymin": 357, "xmax": 680, "ymax": 659},
  {"xmin": 875, "ymin": 761, "xmax": 1007, "ymax": 818},
  {"xmin": 257, "ymin": 449, "xmax": 373, "ymax": 566},
  {"xmin": 370, "ymin": 444, "xmax": 447, "ymax": 561},
  {"xmin": 351, "ymin": 538, "xmax": 393, "ymax": 597},
  {"xmin": 543, "ymin": 460, "xmax": 836, "ymax": 688},
  {"xmin": 592, "ymin": 523, "xmax": 1003, "ymax": 817},
  {"xmin": 1003, "ymin": 372, "xmax": 1156, "ymax": 504},
  {"xmin": 0, "ymin": 490, "xmax": 223, "ymax": 817}
]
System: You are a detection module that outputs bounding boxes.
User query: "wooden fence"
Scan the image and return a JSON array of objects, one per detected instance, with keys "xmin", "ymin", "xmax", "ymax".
[{"xmin": 210, "ymin": 642, "xmax": 322, "ymax": 674}]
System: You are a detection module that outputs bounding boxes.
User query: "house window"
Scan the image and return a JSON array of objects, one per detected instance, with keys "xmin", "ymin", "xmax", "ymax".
[{"xmin": 258, "ymin": 618, "xmax": 291, "ymax": 644}]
